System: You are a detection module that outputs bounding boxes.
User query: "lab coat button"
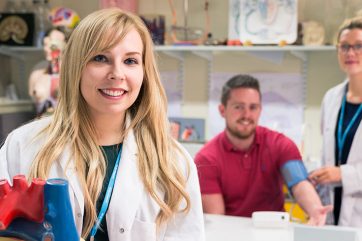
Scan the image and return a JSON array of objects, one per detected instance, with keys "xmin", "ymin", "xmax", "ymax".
[
  {"xmin": 77, "ymin": 213, "xmax": 81, "ymax": 218},
  {"xmin": 119, "ymin": 228, "xmax": 125, "ymax": 233}
]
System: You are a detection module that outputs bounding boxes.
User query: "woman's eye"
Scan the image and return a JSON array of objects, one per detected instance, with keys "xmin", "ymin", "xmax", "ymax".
[
  {"xmin": 92, "ymin": 55, "xmax": 108, "ymax": 62},
  {"xmin": 124, "ymin": 58, "xmax": 138, "ymax": 65},
  {"xmin": 355, "ymin": 44, "xmax": 362, "ymax": 51}
]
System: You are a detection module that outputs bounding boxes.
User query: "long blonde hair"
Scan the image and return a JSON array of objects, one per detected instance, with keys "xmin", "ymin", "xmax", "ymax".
[{"xmin": 29, "ymin": 8, "xmax": 190, "ymax": 238}]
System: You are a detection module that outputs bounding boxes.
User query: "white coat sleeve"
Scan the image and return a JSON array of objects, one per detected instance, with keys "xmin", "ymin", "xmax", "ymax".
[
  {"xmin": 0, "ymin": 131, "xmax": 16, "ymax": 182},
  {"xmin": 318, "ymin": 92, "xmax": 334, "ymax": 209},
  {"xmin": 162, "ymin": 154, "xmax": 205, "ymax": 241},
  {"xmin": 341, "ymin": 162, "xmax": 362, "ymax": 196},
  {"xmin": 320, "ymin": 92, "xmax": 328, "ymax": 165}
]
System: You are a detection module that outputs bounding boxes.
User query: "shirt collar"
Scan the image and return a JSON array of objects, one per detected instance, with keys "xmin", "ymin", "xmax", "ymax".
[{"xmin": 221, "ymin": 127, "xmax": 261, "ymax": 152}]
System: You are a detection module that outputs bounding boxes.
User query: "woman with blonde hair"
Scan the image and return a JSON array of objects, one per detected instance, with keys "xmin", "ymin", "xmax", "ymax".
[{"xmin": 0, "ymin": 8, "xmax": 204, "ymax": 240}]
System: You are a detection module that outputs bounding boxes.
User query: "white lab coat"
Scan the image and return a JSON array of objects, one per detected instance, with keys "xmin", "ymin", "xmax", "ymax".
[
  {"xmin": 321, "ymin": 80, "xmax": 362, "ymax": 227},
  {"xmin": 0, "ymin": 116, "xmax": 205, "ymax": 240}
]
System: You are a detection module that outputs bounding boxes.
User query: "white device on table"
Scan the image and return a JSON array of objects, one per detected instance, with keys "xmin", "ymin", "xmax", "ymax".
[{"xmin": 252, "ymin": 211, "xmax": 290, "ymax": 228}]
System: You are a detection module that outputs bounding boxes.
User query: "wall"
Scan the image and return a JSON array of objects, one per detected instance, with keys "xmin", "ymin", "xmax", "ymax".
[
  {"xmin": 147, "ymin": 0, "xmax": 359, "ymax": 163},
  {"xmin": 141, "ymin": 0, "xmax": 348, "ymax": 162},
  {"xmin": 1, "ymin": 0, "xmax": 360, "ymax": 162}
]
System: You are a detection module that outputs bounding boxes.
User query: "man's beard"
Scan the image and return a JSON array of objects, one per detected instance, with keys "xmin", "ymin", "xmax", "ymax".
[{"xmin": 226, "ymin": 124, "xmax": 256, "ymax": 140}]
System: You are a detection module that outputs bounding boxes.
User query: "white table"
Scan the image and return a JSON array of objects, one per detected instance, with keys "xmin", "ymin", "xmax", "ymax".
[{"xmin": 204, "ymin": 214, "xmax": 362, "ymax": 241}]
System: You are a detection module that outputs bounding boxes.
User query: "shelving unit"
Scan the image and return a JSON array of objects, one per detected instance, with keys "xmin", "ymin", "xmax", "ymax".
[
  {"xmin": 1, "ymin": 45, "xmax": 337, "ymax": 55},
  {"xmin": 0, "ymin": 45, "xmax": 337, "ymax": 113},
  {"xmin": 0, "ymin": 99, "xmax": 34, "ymax": 113},
  {"xmin": 0, "ymin": 46, "xmax": 43, "ymax": 58},
  {"xmin": 154, "ymin": 45, "xmax": 337, "ymax": 101},
  {"xmin": 0, "ymin": 0, "xmax": 351, "ymax": 158},
  {"xmin": 0, "ymin": 45, "xmax": 337, "ymax": 59},
  {"xmin": 0, "ymin": 46, "xmax": 43, "ymax": 113},
  {"xmin": 153, "ymin": 44, "xmax": 341, "ymax": 152},
  {"xmin": 155, "ymin": 45, "xmax": 336, "ymax": 60},
  {"xmin": 155, "ymin": 45, "xmax": 336, "ymax": 52}
]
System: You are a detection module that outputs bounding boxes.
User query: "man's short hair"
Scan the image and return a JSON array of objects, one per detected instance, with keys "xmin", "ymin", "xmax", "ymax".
[{"xmin": 221, "ymin": 74, "xmax": 261, "ymax": 105}]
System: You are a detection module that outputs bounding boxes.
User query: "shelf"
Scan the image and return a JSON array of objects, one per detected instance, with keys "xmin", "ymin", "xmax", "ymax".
[
  {"xmin": 154, "ymin": 45, "xmax": 337, "ymax": 62},
  {"xmin": 0, "ymin": 99, "xmax": 32, "ymax": 105},
  {"xmin": 0, "ymin": 46, "xmax": 43, "ymax": 52},
  {"xmin": 0, "ymin": 46, "xmax": 43, "ymax": 60},
  {"xmin": 0, "ymin": 99, "xmax": 34, "ymax": 114},
  {"xmin": 0, "ymin": 45, "xmax": 336, "ymax": 53},
  {"xmin": 0, "ymin": 45, "xmax": 336, "ymax": 59},
  {"xmin": 154, "ymin": 45, "xmax": 336, "ymax": 52}
]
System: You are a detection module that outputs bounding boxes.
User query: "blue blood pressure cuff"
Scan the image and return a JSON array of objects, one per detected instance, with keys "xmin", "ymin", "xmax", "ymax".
[{"xmin": 281, "ymin": 160, "xmax": 308, "ymax": 189}]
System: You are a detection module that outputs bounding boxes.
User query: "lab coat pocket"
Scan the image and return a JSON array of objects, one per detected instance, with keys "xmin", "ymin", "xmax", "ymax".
[
  {"xmin": 131, "ymin": 218, "xmax": 157, "ymax": 241},
  {"xmin": 351, "ymin": 196, "xmax": 362, "ymax": 225}
]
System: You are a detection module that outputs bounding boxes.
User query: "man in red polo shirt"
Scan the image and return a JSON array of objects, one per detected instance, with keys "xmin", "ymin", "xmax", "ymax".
[{"xmin": 195, "ymin": 74, "xmax": 332, "ymax": 225}]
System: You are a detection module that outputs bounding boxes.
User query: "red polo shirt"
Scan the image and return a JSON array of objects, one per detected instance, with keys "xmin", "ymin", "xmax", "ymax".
[{"xmin": 195, "ymin": 126, "xmax": 302, "ymax": 217}]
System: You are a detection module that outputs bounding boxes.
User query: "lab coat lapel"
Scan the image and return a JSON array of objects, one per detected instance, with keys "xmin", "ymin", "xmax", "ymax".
[
  {"xmin": 57, "ymin": 146, "xmax": 84, "ymax": 216},
  {"xmin": 324, "ymin": 82, "xmax": 345, "ymax": 166},
  {"xmin": 347, "ymin": 106, "xmax": 362, "ymax": 164},
  {"xmin": 107, "ymin": 128, "xmax": 144, "ymax": 231}
]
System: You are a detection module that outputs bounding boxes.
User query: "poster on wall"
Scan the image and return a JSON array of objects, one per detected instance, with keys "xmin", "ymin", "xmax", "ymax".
[
  {"xmin": 234, "ymin": 0, "xmax": 298, "ymax": 44},
  {"xmin": 169, "ymin": 117, "xmax": 205, "ymax": 143},
  {"xmin": 228, "ymin": 0, "xmax": 242, "ymax": 41},
  {"xmin": 208, "ymin": 72, "xmax": 305, "ymax": 147},
  {"xmin": 160, "ymin": 71, "xmax": 182, "ymax": 117},
  {"xmin": 0, "ymin": 13, "xmax": 35, "ymax": 46}
]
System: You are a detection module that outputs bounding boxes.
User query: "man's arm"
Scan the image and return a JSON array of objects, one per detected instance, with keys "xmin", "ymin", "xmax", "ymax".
[
  {"xmin": 201, "ymin": 193, "xmax": 225, "ymax": 214},
  {"xmin": 292, "ymin": 180, "xmax": 332, "ymax": 226}
]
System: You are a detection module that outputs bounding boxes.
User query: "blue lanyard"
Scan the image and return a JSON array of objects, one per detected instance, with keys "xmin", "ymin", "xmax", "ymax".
[
  {"xmin": 90, "ymin": 145, "xmax": 123, "ymax": 240},
  {"xmin": 337, "ymin": 95, "xmax": 362, "ymax": 162}
]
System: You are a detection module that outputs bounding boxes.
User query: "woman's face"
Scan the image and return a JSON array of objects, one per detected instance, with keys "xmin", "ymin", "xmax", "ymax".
[
  {"xmin": 80, "ymin": 29, "xmax": 144, "ymax": 120},
  {"xmin": 337, "ymin": 28, "xmax": 362, "ymax": 77}
]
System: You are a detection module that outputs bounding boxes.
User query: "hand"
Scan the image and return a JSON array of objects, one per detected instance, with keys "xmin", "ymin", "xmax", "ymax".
[
  {"xmin": 308, "ymin": 166, "xmax": 341, "ymax": 185},
  {"xmin": 307, "ymin": 205, "xmax": 333, "ymax": 226}
]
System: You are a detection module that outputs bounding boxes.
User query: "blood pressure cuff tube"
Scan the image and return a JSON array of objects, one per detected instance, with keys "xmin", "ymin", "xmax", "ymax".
[{"xmin": 281, "ymin": 160, "xmax": 308, "ymax": 190}]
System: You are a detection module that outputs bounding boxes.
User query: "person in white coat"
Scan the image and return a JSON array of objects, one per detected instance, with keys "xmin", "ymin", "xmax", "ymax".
[
  {"xmin": 0, "ymin": 8, "xmax": 205, "ymax": 241},
  {"xmin": 309, "ymin": 16, "xmax": 362, "ymax": 227}
]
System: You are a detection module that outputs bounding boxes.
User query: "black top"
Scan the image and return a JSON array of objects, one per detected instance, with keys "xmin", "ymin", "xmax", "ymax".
[
  {"xmin": 86, "ymin": 143, "xmax": 122, "ymax": 241},
  {"xmin": 334, "ymin": 101, "xmax": 362, "ymax": 225}
]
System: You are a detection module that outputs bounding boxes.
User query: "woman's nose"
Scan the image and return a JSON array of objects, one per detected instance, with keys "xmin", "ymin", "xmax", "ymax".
[{"xmin": 107, "ymin": 64, "xmax": 125, "ymax": 80}]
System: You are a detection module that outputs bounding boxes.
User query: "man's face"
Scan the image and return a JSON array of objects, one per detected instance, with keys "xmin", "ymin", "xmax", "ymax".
[{"xmin": 219, "ymin": 87, "xmax": 261, "ymax": 140}]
